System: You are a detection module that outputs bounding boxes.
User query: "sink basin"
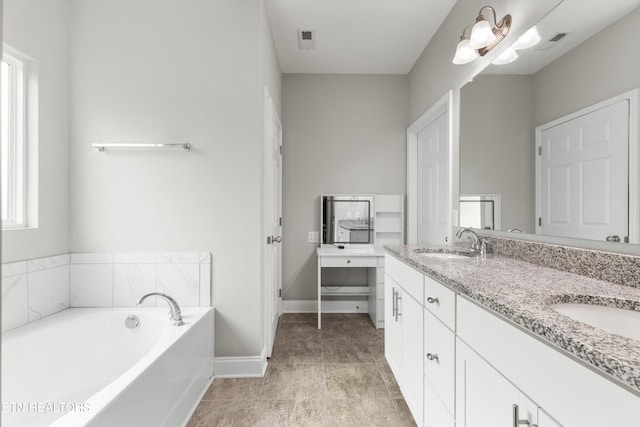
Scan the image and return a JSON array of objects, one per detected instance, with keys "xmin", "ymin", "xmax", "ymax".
[
  {"xmin": 420, "ymin": 252, "xmax": 470, "ymax": 260},
  {"xmin": 551, "ymin": 303, "xmax": 640, "ymax": 341}
]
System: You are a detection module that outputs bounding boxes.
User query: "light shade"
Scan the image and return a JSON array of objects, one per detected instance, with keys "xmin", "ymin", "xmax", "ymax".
[
  {"xmin": 492, "ymin": 47, "xmax": 519, "ymax": 65},
  {"xmin": 452, "ymin": 38, "xmax": 478, "ymax": 65},
  {"xmin": 512, "ymin": 26, "xmax": 541, "ymax": 50},
  {"xmin": 469, "ymin": 18, "xmax": 496, "ymax": 49}
]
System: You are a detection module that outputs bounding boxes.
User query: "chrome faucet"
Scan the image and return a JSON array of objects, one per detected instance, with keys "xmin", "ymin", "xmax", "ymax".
[
  {"xmin": 137, "ymin": 292, "xmax": 185, "ymax": 326},
  {"xmin": 456, "ymin": 228, "xmax": 481, "ymax": 252}
]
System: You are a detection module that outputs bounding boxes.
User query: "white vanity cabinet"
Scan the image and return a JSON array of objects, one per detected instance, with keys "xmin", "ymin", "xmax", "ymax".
[
  {"xmin": 385, "ymin": 255, "xmax": 424, "ymax": 426},
  {"xmin": 457, "ymin": 295, "xmax": 640, "ymax": 427}
]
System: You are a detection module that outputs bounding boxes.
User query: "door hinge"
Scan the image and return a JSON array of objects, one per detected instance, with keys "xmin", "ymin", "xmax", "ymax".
[
  {"xmin": 279, "ymin": 145, "xmax": 283, "ymax": 155},
  {"xmin": 279, "ymin": 217, "xmax": 282, "ymax": 226},
  {"xmin": 538, "ymin": 146, "xmax": 542, "ymax": 156},
  {"xmin": 278, "ymin": 289, "xmax": 282, "ymax": 298},
  {"xmin": 538, "ymin": 217, "xmax": 542, "ymax": 226}
]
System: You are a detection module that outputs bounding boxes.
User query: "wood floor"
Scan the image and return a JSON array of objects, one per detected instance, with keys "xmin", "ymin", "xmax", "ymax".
[{"xmin": 187, "ymin": 313, "xmax": 416, "ymax": 426}]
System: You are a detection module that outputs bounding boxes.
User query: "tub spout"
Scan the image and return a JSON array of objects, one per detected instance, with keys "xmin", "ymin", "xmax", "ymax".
[{"xmin": 137, "ymin": 292, "xmax": 185, "ymax": 326}]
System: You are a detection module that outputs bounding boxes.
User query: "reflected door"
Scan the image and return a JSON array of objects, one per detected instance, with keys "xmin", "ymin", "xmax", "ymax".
[
  {"xmin": 538, "ymin": 100, "xmax": 629, "ymax": 241},
  {"xmin": 417, "ymin": 110, "xmax": 450, "ymax": 245}
]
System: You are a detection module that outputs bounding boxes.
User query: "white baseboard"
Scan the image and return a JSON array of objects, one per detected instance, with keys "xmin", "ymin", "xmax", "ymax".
[
  {"xmin": 213, "ymin": 346, "xmax": 268, "ymax": 378},
  {"xmin": 282, "ymin": 300, "xmax": 369, "ymax": 314}
]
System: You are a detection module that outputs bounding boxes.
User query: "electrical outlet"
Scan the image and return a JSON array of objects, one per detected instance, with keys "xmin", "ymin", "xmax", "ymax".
[{"xmin": 308, "ymin": 231, "xmax": 319, "ymax": 243}]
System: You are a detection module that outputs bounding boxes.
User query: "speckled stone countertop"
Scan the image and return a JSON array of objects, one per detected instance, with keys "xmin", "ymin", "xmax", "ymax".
[{"xmin": 385, "ymin": 244, "xmax": 640, "ymax": 394}]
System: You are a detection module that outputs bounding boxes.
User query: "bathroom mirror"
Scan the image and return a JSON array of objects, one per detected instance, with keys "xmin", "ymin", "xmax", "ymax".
[
  {"xmin": 459, "ymin": 0, "xmax": 640, "ymax": 243},
  {"xmin": 321, "ymin": 195, "xmax": 374, "ymax": 246}
]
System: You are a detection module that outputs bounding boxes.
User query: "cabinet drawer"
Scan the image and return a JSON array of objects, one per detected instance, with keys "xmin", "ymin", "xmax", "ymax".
[
  {"xmin": 320, "ymin": 256, "xmax": 377, "ymax": 267},
  {"xmin": 385, "ymin": 254, "xmax": 424, "ymax": 303},
  {"xmin": 424, "ymin": 378, "xmax": 454, "ymax": 427},
  {"xmin": 424, "ymin": 275, "xmax": 455, "ymax": 331},
  {"xmin": 424, "ymin": 308, "xmax": 455, "ymax": 415}
]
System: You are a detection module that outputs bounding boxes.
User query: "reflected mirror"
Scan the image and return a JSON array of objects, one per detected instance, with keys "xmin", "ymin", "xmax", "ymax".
[
  {"xmin": 321, "ymin": 195, "xmax": 374, "ymax": 245},
  {"xmin": 459, "ymin": 0, "xmax": 640, "ymax": 243}
]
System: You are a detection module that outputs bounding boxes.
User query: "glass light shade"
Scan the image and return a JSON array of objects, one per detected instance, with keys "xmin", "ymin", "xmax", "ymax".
[
  {"xmin": 512, "ymin": 26, "xmax": 541, "ymax": 50},
  {"xmin": 492, "ymin": 47, "xmax": 518, "ymax": 65},
  {"xmin": 452, "ymin": 38, "xmax": 478, "ymax": 65},
  {"xmin": 469, "ymin": 19, "xmax": 496, "ymax": 49}
]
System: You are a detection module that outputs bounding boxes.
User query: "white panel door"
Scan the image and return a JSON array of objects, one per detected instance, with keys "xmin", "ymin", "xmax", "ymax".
[
  {"xmin": 417, "ymin": 110, "xmax": 449, "ymax": 245},
  {"xmin": 264, "ymin": 90, "xmax": 282, "ymax": 357},
  {"xmin": 538, "ymin": 100, "xmax": 629, "ymax": 241}
]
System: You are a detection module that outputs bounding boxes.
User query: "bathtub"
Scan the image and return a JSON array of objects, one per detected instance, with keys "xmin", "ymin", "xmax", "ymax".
[{"xmin": 2, "ymin": 307, "xmax": 214, "ymax": 427}]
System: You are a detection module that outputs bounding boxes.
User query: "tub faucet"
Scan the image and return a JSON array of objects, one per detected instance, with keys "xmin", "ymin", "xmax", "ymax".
[
  {"xmin": 456, "ymin": 228, "xmax": 481, "ymax": 252},
  {"xmin": 137, "ymin": 292, "xmax": 184, "ymax": 326}
]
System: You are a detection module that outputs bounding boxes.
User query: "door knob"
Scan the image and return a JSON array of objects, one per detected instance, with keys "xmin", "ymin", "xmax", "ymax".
[{"xmin": 267, "ymin": 236, "xmax": 282, "ymax": 244}]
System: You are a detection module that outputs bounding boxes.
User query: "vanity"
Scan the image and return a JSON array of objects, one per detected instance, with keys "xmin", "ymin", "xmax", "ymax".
[
  {"xmin": 384, "ymin": 244, "xmax": 640, "ymax": 427},
  {"xmin": 316, "ymin": 194, "xmax": 404, "ymax": 329}
]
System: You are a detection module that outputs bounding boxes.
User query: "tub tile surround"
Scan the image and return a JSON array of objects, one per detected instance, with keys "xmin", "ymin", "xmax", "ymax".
[
  {"xmin": 2, "ymin": 252, "xmax": 212, "ymax": 332},
  {"xmin": 385, "ymin": 242, "xmax": 640, "ymax": 393}
]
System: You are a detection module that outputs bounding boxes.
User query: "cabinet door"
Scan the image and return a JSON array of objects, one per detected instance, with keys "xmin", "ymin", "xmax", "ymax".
[
  {"xmin": 538, "ymin": 408, "xmax": 563, "ymax": 427},
  {"xmin": 424, "ymin": 309, "xmax": 455, "ymax": 415},
  {"xmin": 424, "ymin": 378, "xmax": 454, "ymax": 427},
  {"xmin": 402, "ymin": 292, "xmax": 424, "ymax": 426},
  {"xmin": 384, "ymin": 274, "xmax": 403, "ymax": 381},
  {"xmin": 456, "ymin": 339, "xmax": 537, "ymax": 427}
]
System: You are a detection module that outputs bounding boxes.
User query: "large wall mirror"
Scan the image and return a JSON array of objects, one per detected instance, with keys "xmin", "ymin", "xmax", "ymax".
[{"xmin": 459, "ymin": 0, "xmax": 640, "ymax": 246}]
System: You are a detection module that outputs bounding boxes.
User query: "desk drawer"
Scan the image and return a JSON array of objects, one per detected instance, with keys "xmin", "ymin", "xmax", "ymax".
[{"xmin": 320, "ymin": 256, "xmax": 377, "ymax": 267}]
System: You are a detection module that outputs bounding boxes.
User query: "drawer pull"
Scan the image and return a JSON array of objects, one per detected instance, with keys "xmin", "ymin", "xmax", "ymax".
[
  {"xmin": 512, "ymin": 404, "xmax": 536, "ymax": 427},
  {"xmin": 347, "ymin": 259, "xmax": 351, "ymax": 264},
  {"xmin": 426, "ymin": 297, "xmax": 439, "ymax": 304},
  {"xmin": 426, "ymin": 353, "xmax": 439, "ymax": 362}
]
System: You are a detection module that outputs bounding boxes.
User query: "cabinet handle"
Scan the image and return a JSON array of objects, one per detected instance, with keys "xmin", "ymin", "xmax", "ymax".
[
  {"xmin": 347, "ymin": 259, "xmax": 351, "ymax": 264},
  {"xmin": 395, "ymin": 293, "xmax": 402, "ymax": 321},
  {"xmin": 426, "ymin": 297, "xmax": 439, "ymax": 304},
  {"xmin": 392, "ymin": 288, "xmax": 397, "ymax": 317},
  {"xmin": 426, "ymin": 353, "xmax": 439, "ymax": 362},
  {"xmin": 512, "ymin": 404, "xmax": 531, "ymax": 427}
]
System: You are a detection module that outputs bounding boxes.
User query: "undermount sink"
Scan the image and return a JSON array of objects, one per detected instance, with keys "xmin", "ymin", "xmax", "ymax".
[{"xmin": 551, "ymin": 303, "xmax": 640, "ymax": 341}]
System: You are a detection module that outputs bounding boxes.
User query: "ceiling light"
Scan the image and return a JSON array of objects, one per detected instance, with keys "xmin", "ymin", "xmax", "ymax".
[
  {"xmin": 453, "ymin": 6, "xmax": 512, "ymax": 65},
  {"xmin": 511, "ymin": 26, "xmax": 541, "ymax": 50},
  {"xmin": 452, "ymin": 26, "xmax": 478, "ymax": 65},
  {"xmin": 491, "ymin": 47, "xmax": 518, "ymax": 65}
]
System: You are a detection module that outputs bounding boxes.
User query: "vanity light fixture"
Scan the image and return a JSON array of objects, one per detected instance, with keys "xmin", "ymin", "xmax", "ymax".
[
  {"xmin": 492, "ymin": 47, "xmax": 518, "ymax": 65},
  {"xmin": 452, "ymin": 5, "xmax": 512, "ymax": 64},
  {"xmin": 452, "ymin": 25, "xmax": 478, "ymax": 65},
  {"xmin": 511, "ymin": 26, "xmax": 541, "ymax": 50}
]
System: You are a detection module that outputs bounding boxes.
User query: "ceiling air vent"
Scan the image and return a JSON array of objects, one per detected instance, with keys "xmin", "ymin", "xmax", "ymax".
[
  {"xmin": 536, "ymin": 32, "xmax": 569, "ymax": 51},
  {"xmin": 298, "ymin": 29, "xmax": 315, "ymax": 50}
]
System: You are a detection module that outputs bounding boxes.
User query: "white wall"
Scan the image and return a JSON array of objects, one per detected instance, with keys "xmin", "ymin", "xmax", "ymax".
[
  {"xmin": 281, "ymin": 74, "xmax": 408, "ymax": 301},
  {"xmin": 68, "ymin": 0, "xmax": 280, "ymax": 359},
  {"xmin": 2, "ymin": 0, "xmax": 70, "ymax": 263},
  {"xmin": 460, "ymin": 75, "xmax": 535, "ymax": 233}
]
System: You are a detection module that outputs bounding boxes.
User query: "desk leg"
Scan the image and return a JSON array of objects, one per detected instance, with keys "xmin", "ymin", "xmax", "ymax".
[{"xmin": 317, "ymin": 261, "xmax": 322, "ymax": 329}]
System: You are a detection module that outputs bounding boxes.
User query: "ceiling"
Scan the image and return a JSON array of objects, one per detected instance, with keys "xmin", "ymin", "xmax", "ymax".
[{"xmin": 264, "ymin": 0, "xmax": 457, "ymax": 75}]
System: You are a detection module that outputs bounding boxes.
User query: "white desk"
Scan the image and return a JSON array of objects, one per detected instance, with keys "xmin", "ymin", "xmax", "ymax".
[{"xmin": 316, "ymin": 246, "xmax": 386, "ymax": 329}]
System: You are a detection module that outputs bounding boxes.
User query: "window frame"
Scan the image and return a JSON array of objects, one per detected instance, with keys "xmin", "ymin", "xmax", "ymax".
[{"xmin": 2, "ymin": 47, "xmax": 29, "ymax": 229}]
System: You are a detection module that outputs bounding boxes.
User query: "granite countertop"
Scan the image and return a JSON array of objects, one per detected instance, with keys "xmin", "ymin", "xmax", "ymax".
[{"xmin": 385, "ymin": 244, "xmax": 640, "ymax": 394}]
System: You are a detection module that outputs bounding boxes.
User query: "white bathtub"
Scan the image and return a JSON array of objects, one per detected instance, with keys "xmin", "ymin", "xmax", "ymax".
[{"xmin": 1, "ymin": 307, "xmax": 214, "ymax": 427}]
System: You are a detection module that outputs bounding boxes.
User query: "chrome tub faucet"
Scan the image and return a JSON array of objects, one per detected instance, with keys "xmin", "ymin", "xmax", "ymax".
[{"xmin": 137, "ymin": 292, "xmax": 185, "ymax": 326}]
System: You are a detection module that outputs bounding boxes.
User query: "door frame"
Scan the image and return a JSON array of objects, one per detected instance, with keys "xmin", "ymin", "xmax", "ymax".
[
  {"xmin": 406, "ymin": 90, "xmax": 459, "ymax": 245},
  {"xmin": 263, "ymin": 86, "xmax": 282, "ymax": 357},
  {"xmin": 534, "ymin": 89, "xmax": 639, "ymax": 243}
]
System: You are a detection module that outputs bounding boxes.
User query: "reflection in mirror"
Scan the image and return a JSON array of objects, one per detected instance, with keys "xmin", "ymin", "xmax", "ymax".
[
  {"xmin": 459, "ymin": 0, "xmax": 640, "ymax": 243},
  {"xmin": 321, "ymin": 195, "xmax": 374, "ymax": 245}
]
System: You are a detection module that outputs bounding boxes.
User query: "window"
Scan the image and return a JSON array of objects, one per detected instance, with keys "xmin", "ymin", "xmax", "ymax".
[{"xmin": 1, "ymin": 47, "xmax": 32, "ymax": 229}]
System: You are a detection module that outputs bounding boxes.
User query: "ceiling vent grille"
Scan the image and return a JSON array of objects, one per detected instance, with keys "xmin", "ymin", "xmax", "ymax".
[
  {"xmin": 298, "ymin": 29, "xmax": 315, "ymax": 50},
  {"xmin": 536, "ymin": 32, "xmax": 569, "ymax": 51}
]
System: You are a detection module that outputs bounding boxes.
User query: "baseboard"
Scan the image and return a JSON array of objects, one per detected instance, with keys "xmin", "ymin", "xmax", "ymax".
[
  {"xmin": 213, "ymin": 346, "xmax": 268, "ymax": 378},
  {"xmin": 282, "ymin": 300, "xmax": 369, "ymax": 313}
]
